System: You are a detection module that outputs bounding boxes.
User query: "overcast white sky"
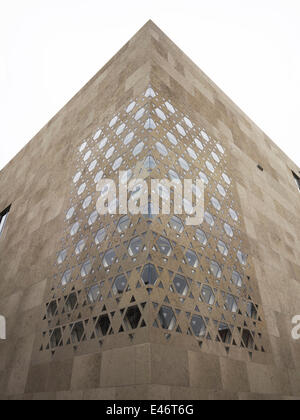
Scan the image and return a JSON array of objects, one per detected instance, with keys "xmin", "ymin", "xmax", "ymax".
[{"xmin": 1, "ymin": 0, "xmax": 300, "ymax": 170}]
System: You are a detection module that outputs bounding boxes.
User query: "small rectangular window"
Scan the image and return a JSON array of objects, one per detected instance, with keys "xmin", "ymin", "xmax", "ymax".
[
  {"xmin": 292, "ymin": 171, "xmax": 300, "ymax": 192},
  {"xmin": 0, "ymin": 205, "xmax": 11, "ymax": 237}
]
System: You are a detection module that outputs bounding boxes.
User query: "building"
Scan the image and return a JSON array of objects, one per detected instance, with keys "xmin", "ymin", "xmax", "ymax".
[{"xmin": 0, "ymin": 20, "xmax": 300, "ymax": 401}]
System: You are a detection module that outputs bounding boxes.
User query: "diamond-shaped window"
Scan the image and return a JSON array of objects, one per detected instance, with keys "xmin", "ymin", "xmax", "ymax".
[
  {"xmin": 173, "ymin": 274, "xmax": 189, "ymax": 296},
  {"xmin": 242, "ymin": 329, "xmax": 254, "ymax": 349},
  {"xmin": 141, "ymin": 264, "xmax": 158, "ymax": 286},
  {"xmin": 128, "ymin": 237, "xmax": 143, "ymax": 256},
  {"xmin": 158, "ymin": 306, "xmax": 176, "ymax": 330},
  {"xmin": 75, "ymin": 239, "xmax": 86, "ymax": 255},
  {"xmin": 144, "ymin": 156, "xmax": 156, "ymax": 170},
  {"xmin": 95, "ymin": 314, "xmax": 110, "ymax": 337},
  {"xmin": 219, "ymin": 323, "xmax": 232, "ymax": 344},
  {"xmin": 231, "ymin": 271, "xmax": 243, "ymax": 288},
  {"xmin": 225, "ymin": 294, "xmax": 238, "ymax": 313},
  {"xmin": 81, "ymin": 260, "xmax": 92, "ymax": 277},
  {"xmin": 50, "ymin": 328, "xmax": 62, "ymax": 348},
  {"xmin": 185, "ymin": 249, "xmax": 199, "ymax": 268},
  {"xmin": 103, "ymin": 249, "xmax": 116, "ymax": 267},
  {"xmin": 217, "ymin": 240, "xmax": 228, "ymax": 256},
  {"xmin": 237, "ymin": 250, "xmax": 247, "ymax": 265},
  {"xmin": 157, "ymin": 236, "xmax": 172, "ymax": 256},
  {"xmin": 247, "ymin": 302, "xmax": 258, "ymax": 320},
  {"xmin": 61, "ymin": 269, "xmax": 72, "ymax": 286},
  {"xmin": 117, "ymin": 215, "xmax": 130, "ymax": 233},
  {"xmin": 65, "ymin": 293, "xmax": 77, "ymax": 312},
  {"xmin": 57, "ymin": 249, "xmax": 67, "ymax": 265},
  {"xmin": 169, "ymin": 216, "xmax": 184, "ymax": 233},
  {"xmin": 191, "ymin": 315, "xmax": 206, "ymax": 337},
  {"xmin": 112, "ymin": 275, "xmax": 127, "ymax": 295},
  {"xmin": 87, "ymin": 285, "xmax": 100, "ymax": 304},
  {"xmin": 210, "ymin": 260, "xmax": 222, "ymax": 278},
  {"xmin": 47, "ymin": 301, "xmax": 57, "ymax": 318},
  {"xmin": 95, "ymin": 228, "xmax": 106, "ymax": 245},
  {"xmin": 196, "ymin": 229, "xmax": 207, "ymax": 246},
  {"xmin": 71, "ymin": 322, "xmax": 84, "ymax": 344},
  {"xmin": 201, "ymin": 285, "xmax": 215, "ymax": 305},
  {"xmin": 124, "ymin": 306, "xmax": 142, "ymax": 330}
]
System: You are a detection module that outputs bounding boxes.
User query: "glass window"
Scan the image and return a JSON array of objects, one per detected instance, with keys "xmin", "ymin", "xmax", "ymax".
[
  {"xmin": 217, "ymin": 143, "xmax": 225, "ymax": 154},
  {"xmin": 196, "ymin": 229, "xmax": 207, "ymax": 245},
  {"xmin": 173, "ymin": 274, "xmax": 188, "ymax": 296},
  {"xmin": 156, "ymin": 142, "xmax": 168, "ymax": 157},
  {"xmin": 184, "ymin": 117, "xmax": 193, "ymax": 128},
  {"xmin": 79, "ymin": 141, "xmax": 87, "ymax": 152},
  {"xmin": 229, "ymin": 208, "xmax": 238, "ymax": 222},
  {"xmin": 217, "ymin": 184, "xmax": 226, "ymax": 197},
  {"xmin": 61, "ymin": 269, "xmax": 72, "ymax": 286},
  {"xmin": 75, "ymin": 239, "xmax": 86, "ymax": 255},
  {"xmin": 57, "ymin": 249, "xmax": 67, "ymax": 265},
  {"xmin": 195, "ymin": 138, "xmax": 204, "ymax": 151},
  {"xmin": 103, "ymin": 249, "xmax": 116, "ymax": 267},
  {"xmin": 201, "ymin": 130, "xmax": 210, "ymax": 142},
  {"xmin": 87, "ymin": 285, "xmax": 100, "ymax": 304},
  {"xmin": 144, "ymin": 156, "xmax": 156, "ymax": 170},
  {"xmin": 211, "ymin": 152, "xmax": 220, "ymax": 163},
  {"xmin": 167, "ymin": 132, "xmax": 177, "ymax": 145},
  {"xmin": 157, "ymin": 236, "xmax": 172, "ymax": 256},
  {"xmin": 204, "ymin": 212, "xmax": 214, "ymax": 227},
  {"xmin": 78, "ymin": 183, "xmax": 86, "ymax": 196},
  {"xmin": 117, "ymin": 215, "xmax": 130, "ymax": 232},
  {"xmin": 191, "ymin": 315, "xmax": 206, "ymax": 337},
  {"xmin": 133, "ymin": 142, "xmax": 144, "ymax": 156},
  {"xmin": 247, "ymin": 302, "xmax": 258, "ymax": 320},
  {"xmin": 187, "ymin": 147, "xmax": 197, "ymax": 160},
  {"xmin": 126, "ymin": 101, "xmax": 136, "ymax": 113},
  {"xmin": 178, "ymin": 157, "xmax": 189, "ymax": 171},
  {"xmin": 88, "ymin": 160, "xmax": 97, "ymax": 172},
  {"xmin": 217, "ymin": 240, "xmax": 228, "ymax": 256},
  {"xmin": 81, "ymin": 260, "xmax": 92, "ymax": 277},
  {"xmin": 232, "ymin": 271, "xmax": 243, "ymax": 287},
  {"xmin": 109, "ymin": 116, "xmax": 118, "ymax": 128},
  {"xmin": 237, "ymin": 250, "xmax": 247, "ymax": 265},
  {"xmin": 82, "ymin": 196, "xmax": 92, "ymax": 210},
  {"xmin": 128, "ymin": 237, "xmax": 143, "ymax": 256},
  {"xmin": 155, "ymin": 108, "xmax": 166, "ymax": 121},
  {"xmin": 176, "ymin": 124, "xmax": 186, "ymax": 136},
  {"xmin": 224, "ymin": 223, "xmax": 234, "ymax": 238},
  {"xmin": 211, "ymin": 197, "xmax": 221, "ymax": 211},
  {"xmin": 165, "ymin": 101, "xmax": 175, "ymax": 114},
  {"xmin": 144, "ymin": 119, "xmax": 156, "ymax": 130},
  {"xmin": 112, "ymin": 157, "xmax": 123, "ymax": 171},
  {"xmin": 158, "ymin": 306, "xmax": 176, "ymax": 330},
  {"xmin": 225, "ymin": 294, "xmax": 238, "ymax": 313},
  {"xmin": 142, "ymin": 264, "xmax": 158, "ymax": 285},
  {"xmin": 105, "ymin": 146, "xmax": 115, "ymax": 159},
  {"xmin": 120, "ymin": 170, "xmax": 132, "ymax": 185},
  {"xmin": 169, "ymin": 216, "xmax": 184, "ymax": 233},
  {"xmin": 83, "ymin": 150, "xmax": 91, "ymax": 162},
  {"xmin": 222, "ymin": 173, "xmax": 231, "ymax": 185},
  {"xmin": 124, "ymin": 306, "xmax": 141, "ymax": 329},
  {"xmin": 185, "ymin": 249, "xmax": 199, "ymax": 268},
  {"xmin": 66, "ymin": 207, "xmax": 75, "ymax": 220},
  {"xmin": 99, "ymin": 137, "xmax": 108, "ymax": 150},
  {"xmin": 135, "ymin": 108, "xmax": 145, "ymax": 121},
  {"xmin": 94, "ymin": 171, "xmax": 104, "ymax": 184},
  {"xmin": 70, "ymin": 222, "xmax": 80, "ymax": 236},
  {"xmin": 116, "ymin": 123, "xmax": 125, "ymax": 136},
  {"xmin": 124, "ymin": 132, "xmax": 134, "ymax": 146},
  {"xmin": 210, "ymin": 260, "xmax": 222, "ymax": 278},
  {"xmin": 206, "ymin": 160, "xmax": 215, "ymax": 173},
  {"xmin": 95, "ymin": 228, "xmax": 106, "ymax": 245},
  {"xmin": 199, "ymin": 172, "xmax": 209, "ymax": 185},
  {"xmin": 219, "ymin": 323, "xmax": 232, "ymax": 344},
  {"xmin": 93, "ymin": 129, "xmax": 102, "ymax": 140},
  {"xmin": 201, "ymin": 285, "xmax": 215, "ymax": 305},
  {"xmin": 88, "ymin": 210, "xmax": 98, "ymax": 226},
  {"xmin": 73, "ymin": 171, "xmax": 82, "ymax": 184},
  {"xmin": 112, "ymin": 275, "xmax": 127, "ymax": 295},
  {"xmin": 95, "ymin": 315, "xmax": 110, "ymax": 337},
  {"xmin": 168, "ymin": 169, "xmax": 180, "ymax": 183},
  {"xmin": 145, "ymin": 87, "xmax": 156, "ymax": 98}
]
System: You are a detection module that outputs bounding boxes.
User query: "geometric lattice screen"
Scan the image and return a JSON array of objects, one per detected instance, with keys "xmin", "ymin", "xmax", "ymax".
[{"xmin": 38, "ymin": 85, "xmax": 270, "ymax": 360}]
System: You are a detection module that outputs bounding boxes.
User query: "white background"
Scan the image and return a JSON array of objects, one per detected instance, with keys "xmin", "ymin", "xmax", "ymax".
[{"xmin": 1, "ymin": 0, "xmax": 300, "ymax": 170}]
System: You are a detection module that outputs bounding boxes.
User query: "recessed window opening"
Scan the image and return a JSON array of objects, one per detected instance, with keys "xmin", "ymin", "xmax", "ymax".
[
  {"xmin": 0, "ymin": 205, "xmax": 11, "ymax": 237},
  {"xmin": 292, "ymin": 171, "xmax": 300, "ymax": 192}
]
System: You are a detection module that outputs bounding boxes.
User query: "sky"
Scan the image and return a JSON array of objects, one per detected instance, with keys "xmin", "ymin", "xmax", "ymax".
[{"xmin": 1, "ymin": 0, "xmax": 300, "ymax": 170}]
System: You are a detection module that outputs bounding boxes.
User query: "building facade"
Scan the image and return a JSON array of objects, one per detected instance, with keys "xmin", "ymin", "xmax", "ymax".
[{"xmin": 0, "ymin": 21, "xmax": 300, "ymax": 400}]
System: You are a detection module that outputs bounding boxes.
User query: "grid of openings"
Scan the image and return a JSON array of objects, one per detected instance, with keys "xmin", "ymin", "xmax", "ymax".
[
  {"xmin": 292, "ymin": 171, "xmax": 300, "ymax": 192},
  {"xmin": 38, "ymin": 86, "xmax": 268, "ymax": 359},
  {"xmin": 0, "ymin": 205, "xmax": 11, "ymax": 237}
]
